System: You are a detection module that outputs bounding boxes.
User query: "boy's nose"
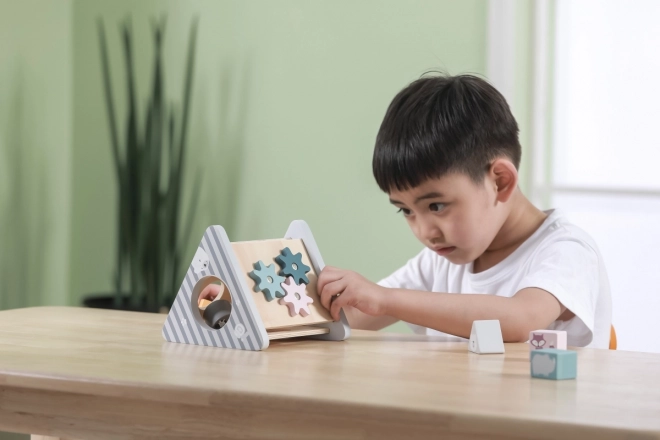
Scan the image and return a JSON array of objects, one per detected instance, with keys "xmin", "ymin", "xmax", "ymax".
[{"xmin": 418, "ymin": 217, "xmax": 442, "ymax": 242}]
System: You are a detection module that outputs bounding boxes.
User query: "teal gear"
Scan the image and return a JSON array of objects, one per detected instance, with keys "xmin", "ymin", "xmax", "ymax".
[
  {"xmin": 249, "ymin": 260, "xmax": 286, "ymax": 301},
  {"xmin": 275, "ymin": 247, "xmax": 311, "ymax": 285}
]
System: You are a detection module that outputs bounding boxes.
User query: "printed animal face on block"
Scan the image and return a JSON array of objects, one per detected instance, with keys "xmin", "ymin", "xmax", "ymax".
[
  {"xmin": 530, "ymin": 332, "xmax": 553, "ymax": 349},
  {"xmin": 192, "ymin": 247, "xmax": 210, "ymax": 274},
  {"xmin": 528, "ymin": 330, "xmax": 567, "ymax": 351}
]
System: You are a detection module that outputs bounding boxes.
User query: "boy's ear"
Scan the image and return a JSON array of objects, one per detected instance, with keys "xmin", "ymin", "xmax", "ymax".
[{"xmin": 488, "ymin": 158, "xmax": 518, "ymax": 203}]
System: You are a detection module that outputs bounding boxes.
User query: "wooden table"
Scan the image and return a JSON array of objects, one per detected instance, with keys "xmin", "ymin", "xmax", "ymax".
[{"xmin": 0, "ymin": 307, "xmax": 659, "ymax": 440}]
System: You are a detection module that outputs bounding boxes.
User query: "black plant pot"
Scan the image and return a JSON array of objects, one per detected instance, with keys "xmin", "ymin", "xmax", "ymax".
[{"xmin": 82, "ymin": 293, "xmax": 172, "ymax": 313}]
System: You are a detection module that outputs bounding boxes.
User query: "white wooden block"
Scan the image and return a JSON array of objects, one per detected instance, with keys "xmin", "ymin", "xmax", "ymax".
[
  {"xmin": 528, "ymin": 330, "xmax": 567, "ymax": 351},
  {"xmin": 468, "ymin": 320, "xmax": 505, "ymax": 354}
]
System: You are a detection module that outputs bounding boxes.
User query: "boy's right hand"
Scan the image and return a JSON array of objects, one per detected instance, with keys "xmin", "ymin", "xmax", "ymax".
[{"xmin": 317, "ymin": 265, "xmax": 389, "ymax": 321}]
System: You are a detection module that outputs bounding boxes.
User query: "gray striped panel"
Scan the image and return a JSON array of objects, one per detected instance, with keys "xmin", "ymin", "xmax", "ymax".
[
  {"xmin": 162, "ymin": 226, "xmax": 265, "ymax": 350},
  {"xmin": 205, "ymin": 228, "xmax": 260, "ymax": 350}
]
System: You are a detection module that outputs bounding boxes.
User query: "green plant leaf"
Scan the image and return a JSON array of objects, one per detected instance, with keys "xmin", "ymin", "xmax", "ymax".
[{"xmin": 98, "ymin": 15, "xmax": 200, "ymax": 311}]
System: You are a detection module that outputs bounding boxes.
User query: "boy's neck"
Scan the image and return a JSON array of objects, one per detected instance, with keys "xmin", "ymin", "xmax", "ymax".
[{"xmin": 473, "ymin": 188, "xmax": 548, "ymax": 273}]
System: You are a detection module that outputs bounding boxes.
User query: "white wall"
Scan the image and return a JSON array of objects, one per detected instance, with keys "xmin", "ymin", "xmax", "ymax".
[{"xmin": 552, "ymin": 0, "xmax": 660, "ymax": 353}]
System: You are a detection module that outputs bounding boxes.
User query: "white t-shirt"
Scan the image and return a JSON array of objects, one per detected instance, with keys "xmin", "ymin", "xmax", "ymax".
[{"xmin": 378, "ymin": 209, "xmax": 612, "ymax": 348}]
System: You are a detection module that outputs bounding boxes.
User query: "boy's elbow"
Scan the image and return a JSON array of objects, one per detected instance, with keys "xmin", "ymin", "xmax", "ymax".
[
  {"xmin": 502, "ymin": 318, "xmax": 535, "ymax": 343},
  {"xmin": 504, "ymin": 295, "xmax": 558, "ymax": 343},
  {"xmin": 503, "ymin": 328, "xmax": 530, "ymax": 343}
]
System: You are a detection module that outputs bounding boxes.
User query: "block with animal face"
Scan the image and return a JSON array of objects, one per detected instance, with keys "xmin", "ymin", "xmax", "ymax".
[{"xmin": 528, "ymin": 330, "xmax": 567, "ymax": 351}]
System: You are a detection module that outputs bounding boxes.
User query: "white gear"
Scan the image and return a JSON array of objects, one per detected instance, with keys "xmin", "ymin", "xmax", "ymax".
[{"xmin": 278, "ymin": 276, "xmax": 314, "ymax": 317}]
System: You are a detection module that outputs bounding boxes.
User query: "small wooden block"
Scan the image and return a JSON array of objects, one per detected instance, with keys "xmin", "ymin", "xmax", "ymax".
[
  {"xmin": 530, "ymin": 348, "xmax": 577, "ymax": 380},
  {"xmin": 468, "ymin": 320, "xmax": 505, "ymax": 354},
  {"xmin": 528, "ymin": 329, "xmax": 567, "ymax": 351},
  {"xmin": 198, "ymin": 299, "xmax": 212, "ymax": 310}
]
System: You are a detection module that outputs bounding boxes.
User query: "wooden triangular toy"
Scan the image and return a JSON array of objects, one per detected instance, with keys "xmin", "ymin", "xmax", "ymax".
[
  {"xmin": 468, "ymin": 320, "xmax": 505, "ymax": 354},
  {"xmin": 162, "ymin": 220, "xmax": 350, "ymax": 350}
]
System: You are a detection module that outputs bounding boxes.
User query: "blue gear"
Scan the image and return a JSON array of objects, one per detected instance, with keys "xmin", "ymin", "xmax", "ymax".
[
  {"xmin": 249, "ymin": 261, "xmax": 286, "ymax": 301},
  {"xmin": 275, "ymin": 247, "xmax": 311, "ymax": 285}
]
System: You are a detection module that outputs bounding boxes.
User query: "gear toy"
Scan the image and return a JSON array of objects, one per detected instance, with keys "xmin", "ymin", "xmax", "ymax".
[
  {"xmin": 249, "ymin": 260, "xmax": 286, "ymax": 301},
  {"xmin": 278, "ymin": 276, "xmax": 314, "ymax": 317},
  {"xmin": 275, "ymin": 247, "xmax": 311, "ymax": 285}
]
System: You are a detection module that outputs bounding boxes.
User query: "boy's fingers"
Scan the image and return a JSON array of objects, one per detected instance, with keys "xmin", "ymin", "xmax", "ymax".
[
  {"xmin": 198, "ymin": 287, "xmax": 209, "ymax": 302},
  {"xmin": 199, "ymin": 284, "xmax": 220, "ymax": 302},
  {"xmin": 319, "ymin": 279, "xmax": 346, "ymax": 310},
  {"xmin": 330, "ymin": 294, "xmax": 347, "ymax": 321},
  {"xmin": 319, "ymin": 280, "xmax": 337, "ymax": 310},
  {"xmin": 317, "ymin": 268, "xmax": 344, "ymax": 297}
]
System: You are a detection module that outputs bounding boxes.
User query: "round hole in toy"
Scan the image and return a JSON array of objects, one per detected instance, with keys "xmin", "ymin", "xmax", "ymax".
[
  {"xmin": 203, "ymin": 299, "xmax": 232, "ymax": 330},
  {"xmin": 191, "ymin": 276, "xmax": 233, "ymax": 330}
]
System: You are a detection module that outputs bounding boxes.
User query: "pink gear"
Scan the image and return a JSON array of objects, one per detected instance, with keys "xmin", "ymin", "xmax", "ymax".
[{"xmin": 278, "ymin": 276, "xmax": 314, "ymax": 317}]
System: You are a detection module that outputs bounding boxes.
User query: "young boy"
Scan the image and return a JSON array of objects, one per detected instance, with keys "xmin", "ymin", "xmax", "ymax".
[{"xmin": 316, "ymin": 74, "xmax": 612, "ymax": 348}]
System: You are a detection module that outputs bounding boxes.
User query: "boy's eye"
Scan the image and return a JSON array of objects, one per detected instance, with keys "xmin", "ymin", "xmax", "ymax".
[
  {"xmin": 429, "ymin": 203, "xmax": 446, "ymax": 212},
  {"xmin": 396, "ymin": 208, "xmax": 412, "ymax": 217}
]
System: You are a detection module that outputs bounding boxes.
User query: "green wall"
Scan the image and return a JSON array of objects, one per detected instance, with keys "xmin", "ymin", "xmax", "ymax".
[
  {"xmin": 0, "ymin": 0, "xmax": 72, "ymax": 310},
  {"xmin": 70, "ymin": 1, "xmax": 487, "ymax": 333},
  {"xmin": 0, "ymin": 1, "xmax": 72, "ymax": 438},
  {"xmin": 0, "ymin": 0, "xmax": 488, "ymax": 325},
  {"xmin": 1, "ymin": 2, "xmax": 486, "ymax": 436}
]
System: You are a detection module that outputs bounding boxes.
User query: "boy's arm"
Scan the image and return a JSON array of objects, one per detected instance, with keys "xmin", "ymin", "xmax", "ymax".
[
  {"xmin": 318, "ymin": 266, "xmax": 565, "ymax": 342},
  {"xmin": 382, "ymin": 287, "xmax": 565, "ymax": 342},
  {"xmin": 334, "ymin": 249, "xmax": 436, "ymax": 331}
]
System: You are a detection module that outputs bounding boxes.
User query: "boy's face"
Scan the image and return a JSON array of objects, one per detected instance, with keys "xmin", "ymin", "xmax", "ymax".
[{"xmin": 388, "ymin": 173, "xmax": 504, "ymax": 265}]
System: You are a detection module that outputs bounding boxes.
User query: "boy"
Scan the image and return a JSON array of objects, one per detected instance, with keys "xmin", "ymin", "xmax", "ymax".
[{"xmin": 316, "ymin": 74, "xmax": 612, "ymax": 348}]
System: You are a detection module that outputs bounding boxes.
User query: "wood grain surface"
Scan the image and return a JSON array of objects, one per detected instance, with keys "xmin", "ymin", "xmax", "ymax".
[{"xmin": 0, "ymin": 307, "xmax": 658, "ymax": 440}]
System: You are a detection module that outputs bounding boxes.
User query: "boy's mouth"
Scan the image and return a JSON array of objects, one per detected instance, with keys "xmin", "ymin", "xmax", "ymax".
[{"xmin": 433, "ymin": 246, "xmax": 456, "ymax": 256}]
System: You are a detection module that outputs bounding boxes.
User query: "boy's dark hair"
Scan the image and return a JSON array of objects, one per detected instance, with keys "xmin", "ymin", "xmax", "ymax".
[{"xmin": 373, "ymin": 74, "xmax": 521, "ymax": 192}]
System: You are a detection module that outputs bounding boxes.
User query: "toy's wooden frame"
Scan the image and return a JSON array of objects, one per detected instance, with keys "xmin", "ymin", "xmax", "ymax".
[{"xmin": 162, "ymin": 220, "xmax": 350, "ymax": 351}]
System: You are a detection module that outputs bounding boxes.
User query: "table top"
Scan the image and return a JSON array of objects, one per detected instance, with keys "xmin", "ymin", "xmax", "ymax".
[{"xmin": 1, "ymin": 306, "xmax": 659, "ymax": 440}]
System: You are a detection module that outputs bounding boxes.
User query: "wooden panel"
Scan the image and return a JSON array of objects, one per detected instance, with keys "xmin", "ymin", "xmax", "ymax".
[
  {"xmin": 31, "ymin": 436, "xmax": 78, "ymax": 440},
  {"xmin": 267, "ymin": 326, "xmax": 330, "ymax": 340},
  {"xmin": 231, "ymin": 238, "xmax": 333, "ymax": 330},
  {"xmin": 1, "ymin": 307, "xmax": 660, "ymax": 440},
  {"xmin": 3, "ymin": 386, "xmax": 548, "ymax": 440}
]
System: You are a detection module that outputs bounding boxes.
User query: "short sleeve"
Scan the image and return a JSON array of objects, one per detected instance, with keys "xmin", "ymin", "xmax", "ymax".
[
  {"xmin": 377, "ymin": 248, "xmax": 437, "ymax": 292},
  {"xmin": 516, "ymin": 239, "xmax": 600, "ymax": 346}
]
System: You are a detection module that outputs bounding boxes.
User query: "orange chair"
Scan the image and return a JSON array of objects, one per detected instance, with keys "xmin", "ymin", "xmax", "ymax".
[{"xmin": 609, "ymin": 325, "xmax": 617, "ymax": 350}]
